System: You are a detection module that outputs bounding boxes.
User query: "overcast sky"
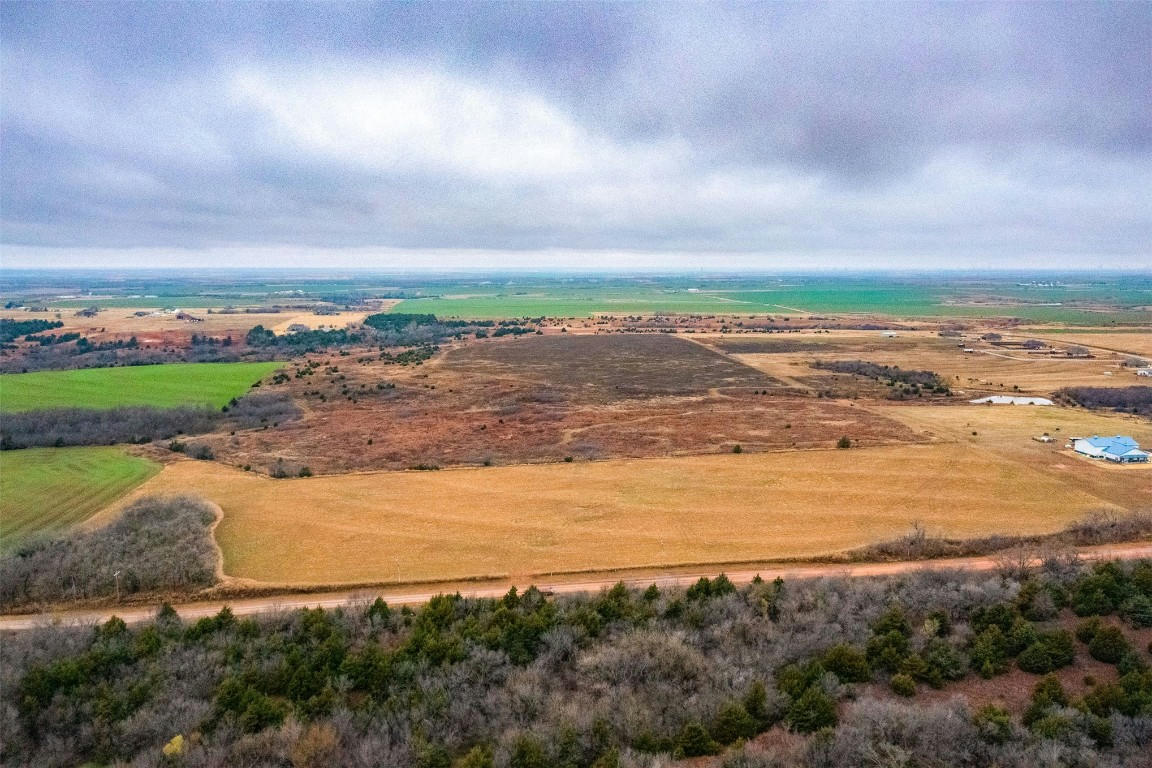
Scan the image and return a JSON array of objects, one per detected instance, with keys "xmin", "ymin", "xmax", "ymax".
[{"xmin": 1, "ymin": 2, "xmax": 1149, "ymax": 271}]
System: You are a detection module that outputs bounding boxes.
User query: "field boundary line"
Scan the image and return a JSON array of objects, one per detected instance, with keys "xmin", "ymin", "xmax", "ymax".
[{"xmin": 4, "ymin": 542, "xmax": 1150, "ymax": 632}]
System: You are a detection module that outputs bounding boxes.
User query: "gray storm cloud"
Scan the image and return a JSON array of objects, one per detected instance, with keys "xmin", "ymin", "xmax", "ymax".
[{"xmin": 1, "ymin": 1, "xmax": 1149, "ymax": 269}]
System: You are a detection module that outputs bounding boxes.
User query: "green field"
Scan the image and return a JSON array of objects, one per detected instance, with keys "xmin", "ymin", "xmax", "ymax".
[
  {"xmin": 391, "ymin": 282, "xmax": 1152, "ymax": 323},
  {"xmin": 0, "ymin": 447, "xmax": 160, "ymax": 551},
  {"xmin": 0, "ymin": 361, "xmax": 283, "ymax": 412},
  {"xmin": 395, "ymin": 292, "xmax": 743, "ymax": 318}
]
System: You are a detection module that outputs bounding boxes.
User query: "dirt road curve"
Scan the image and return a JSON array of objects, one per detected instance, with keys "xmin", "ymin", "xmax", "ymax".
[{"xmin": 4, "ymin": 542, "xmax": 1151, "ymax": 632}]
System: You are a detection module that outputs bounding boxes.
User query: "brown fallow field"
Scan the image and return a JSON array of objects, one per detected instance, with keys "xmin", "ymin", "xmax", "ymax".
[{"xmin": 198, "ymin": 333, "xmax": 925, "ymax": 475}]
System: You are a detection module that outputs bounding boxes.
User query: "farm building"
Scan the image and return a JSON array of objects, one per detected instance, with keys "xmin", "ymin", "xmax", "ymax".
[
  {"xmin": 1137, "ymin": 368, "xmax": 1152, "ymax": 377},
  {"xmin": 969, "ymin": 395, "xmax": 1054, "ymax": 406},
  {"xmin": 1072, "ymin": 435, "xmax": 1150, "ymax": 463}
]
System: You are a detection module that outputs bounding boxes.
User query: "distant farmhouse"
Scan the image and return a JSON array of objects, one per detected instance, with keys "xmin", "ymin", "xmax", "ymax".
[
  {"xmin": 969, "ymin": 395, "xmax": 1053, "ymax": 406},
  {"xmin": 1072, "ymin": 435, "xmax": 1150, "ymax": 463},
  {"xmin": 1137, "ymin": 368, "xmax": 1152, "ymax": 377}
]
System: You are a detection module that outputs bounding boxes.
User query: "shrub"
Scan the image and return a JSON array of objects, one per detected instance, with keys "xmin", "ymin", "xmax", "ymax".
[
  {"xmin": 1015, "ymin": 630, "xmax": 1074, "ymax": 674},
  {"xmin": 970, "ymin": 626, "xmax": 1010, "ymax": 678},
  {"xmin": 1029, "ymin": 713, "xmax": 1077, "ymax": 740},
  {"xmin": 509, "ymin": 734, "xmax": 548, "ymax": 768},
  {"xmin": 836, "ymin": 436, "xmax": 851, "ymax": 449},
  {"xmin": 866, "ymin": 630, "xmax": 910, "ymax": 673},
  {"xmin": 742, "ymin": 680, "xmax": 777, "ymax": 730},
  {"xmin": 1088, "ymin": 626, "xmax": 1131, "ymax": 664},
  {"xmin": 456, "ymin": 745, "xmax": 495, "ymax": 768},
  {"xmin": 776, "ymin": 660, "xmax": 827, "ymax": 699},
  {"xmin": 1017, "ymin": 642, "xmax": 1058, "ymax": 674},
  {"xmin": 1076, "ymin": 617, "xmax": 1103, "ymax": 644},
  {"xmin": 890, "ymin": 674, "xmax": 916, "ymax": 697},
  {"xmin": 675, "ymin": 721, "xmax": 720, "ymax": 757},
  {"xmin": 873, "ymin": 605, "xmax": 912, "ymax": 636},
  {"xmin": 970, "ymin": 603, "xmax": 1017, "ymax": 635},
  {"xmin": 973, "ymin": 704, "xmax": 1013, "ymax": 744},
  {"xmin": 785, "ymin": 687, "xmax": 837, "ymax": 733},
  {"xmin": 1071, "ymin": 572, "xmax": 1123, "ymax": 616},
  {"xmin": 920, "ymin": 641, "xmax": 968, "ymax": 685},
  {"xmin": 1023, "ymin": 674, "xmax": 1068, "ymax": 727},
  {"xmin": 711, "ymin": 701, "xmax": 758, "ymax": 744},
  {"xmin": 822, "ymin": 644, "xmax": 871, "ymax": 683},
  {"xmin": 1120, "ymin": 594, "xmax": 1152, "ymax": 628},
  {"xmin": 188, "ymin": 443, "xmax": 214, "ymax": 460}
]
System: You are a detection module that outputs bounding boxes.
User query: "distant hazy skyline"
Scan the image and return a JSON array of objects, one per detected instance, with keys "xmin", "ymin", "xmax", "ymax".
[{"xmin": 2, "ymin": 2, "xmax": 1149, "ymax": 271}]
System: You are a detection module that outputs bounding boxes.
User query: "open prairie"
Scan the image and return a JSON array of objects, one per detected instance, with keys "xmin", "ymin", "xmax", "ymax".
[
  {"xmin": 0, "ymin": 361, "xmax": 282, "ymax": 411},
  {"xmin": 0, "ymin": 306, "xmax": 379, "ymax": 344},
  {"xmin": 202, "ymin": 334, "xmax": 922, "ymax": 474},
  {"xmin": 443, "ymin": 333, "xmax": 779, "ymax": 400},
  {"xmin": 704, "ymin": 330, "xmax": 1143, "ymax": 395},
  {"xmin": 0, "ymin": 447, "xmax": 159, "ymax": 551},
  {"xmin": 1023, "ymin": 330, "xmax": 1152, "ymax": 358},
  {"xmin": 108, "ymin": 435, "xmax": 1141, "ymax": 586}
]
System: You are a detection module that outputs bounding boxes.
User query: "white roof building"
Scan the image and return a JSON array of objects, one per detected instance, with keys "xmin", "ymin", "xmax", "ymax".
[{"xmin": 969, "ymin": 395, "xmax": 1054, "ymax": 406}]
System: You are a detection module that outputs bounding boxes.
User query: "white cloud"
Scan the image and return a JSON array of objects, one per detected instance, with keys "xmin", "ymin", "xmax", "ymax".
[{"xmin": 227, "ymin": 65, "xmax": 685, "ymax": 183}]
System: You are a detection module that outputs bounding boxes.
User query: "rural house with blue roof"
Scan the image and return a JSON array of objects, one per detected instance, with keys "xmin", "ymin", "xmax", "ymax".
[{"xmin": 1072, "ymin": 435, "xmax": 1150, "ymax": 463}]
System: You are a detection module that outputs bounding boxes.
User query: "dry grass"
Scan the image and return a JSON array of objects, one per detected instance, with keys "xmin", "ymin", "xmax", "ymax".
[
  {"xmin": 106, "ymin": 442, "xmax": 1125, "ymax": 586},
  {"xmin": 705, "ymin": 329, "xmax": 1136, "ymax": 395},
  {"xmin": 0, "ymin": 307, "xmax": 377, "ymax": 344},
  {"xmin": 1025, "ymin": 330, "xmax": 1152, "ymax": 358},
  {"xmin": 443, "ymin": 333, "xmax": 779, "ymax": 401},
  {"xmin": 866, "ymin": 403, "xmax": 1152, "ymax": 509}
]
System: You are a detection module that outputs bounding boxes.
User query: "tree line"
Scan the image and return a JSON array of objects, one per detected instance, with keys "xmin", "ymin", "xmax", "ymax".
[
  {"xmin": 0, "ymin": 318, "xmax": 63, "ymax": 343},
  {"xmin": 813, "ymin": 359, "xmax": 951, "ymax": 396},
  {"xmin": 0, "ymin": 392, "xmax": 299, "ymax": 450},
  {"xmin": 2, "ymin": 550, "xmax": 1150, "ymax": 767},
  {"xmin": 0, "ymin": 495, "xmax": 218, "ymax": 610},
  {"xmin": 1057, "ymin": 386, "xmax": 1152, "ymax": 418}
]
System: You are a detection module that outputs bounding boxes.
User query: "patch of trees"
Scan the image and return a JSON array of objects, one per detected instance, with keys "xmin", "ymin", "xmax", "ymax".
[
  {"xmin": 813, "ymin": 360, "xmax": 951, "ymax": 396},
  {"xmin": 492, "ymin": 325, "xmax": 536, "ymax": 337},
  {"xmin": 0, "ymin": 393, "xmax": 300, "ymax": 449},
  {"xmin": 362, "ymin": 312, "xmax": 441, "ymax": 331},
  {"xmin": 0, "ymin": 495, "xmax": 218, "ymax": 610},
  {"xmin": 245, "ymin": 325, "xmax": 364, "ymax": 349},
  {"xmin": 850, "ymin": 510, "xmax": 1152, "ymax": 562},
  {"xmin": 189, "ymin": 334, "xmax": 233, "ymax": 346},
  {"xmin": 23, "ymin": 332, "xmax": 82, "ymax": 346},
  {"xmin": 4, "ymin": 558, "xmax": 1152, "ymax": 767},
  {"xmin": 1057, "ymin": 386, "xmax": 1152, "ymax": 417},
  {"xmin": 364, "ymin": 312, "xmax": 503, "ymax": 349},
  {"xmin": 379, "ymin": 344, "xmax": 438, "ymax": 365},
  {"xmin": 0, "ymin": 318, "xmax": 63, "ymax": 342},
  {"xmin": 74, "ymin": 336, "xmax": 138, "ymax": 353}
]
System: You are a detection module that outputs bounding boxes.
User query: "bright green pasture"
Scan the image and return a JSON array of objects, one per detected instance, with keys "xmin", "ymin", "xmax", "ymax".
[
  {"xmin": 0, "ymin": 362, "xmax": 282, "ymax": 412},
  {"xmin": 394, "ymin": 282, "xmax": 1152, "ymax": 324},
  {"xmin": 392, "ymin": 292, "xmax": 753, "ymax": 319},
  {"xmin": 44, "ymin": 295, "xmax": 285, "ymax": 309},
  {"xmin": 0, "ymin": 447, "xmax": 160, "ymax": 551}
]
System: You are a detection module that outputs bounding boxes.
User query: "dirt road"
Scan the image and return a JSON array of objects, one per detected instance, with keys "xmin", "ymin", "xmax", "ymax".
[{"xmin": 3, "ymin": 542, "xmax": 1150, "ymax": 632}]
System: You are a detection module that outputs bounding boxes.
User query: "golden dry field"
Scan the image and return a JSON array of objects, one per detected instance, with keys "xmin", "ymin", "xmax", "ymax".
[
  {"xmin": 106, "ymin": 418, "xmax": 1148, "ymax": 586},
  {"xmin": 0, "ymin": 307, "xmax": 382, "ymax": 343},
  {"xmin": 706, "ymin": 330, "xmax": 1143, "ymax": 394},
  {"xmin": 1022, "ymin": 331, "xmax": 1152, "ymax": 358}
]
